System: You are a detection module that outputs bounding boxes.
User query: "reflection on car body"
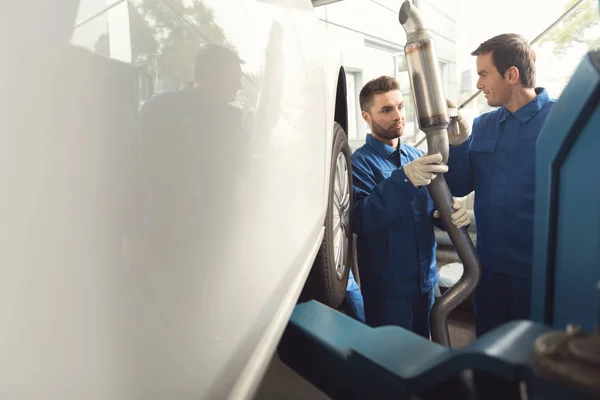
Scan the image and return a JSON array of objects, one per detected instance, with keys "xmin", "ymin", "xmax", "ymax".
[{"xmin": 4, "ymin": 0, "xmax": 352, "ymax": 399}]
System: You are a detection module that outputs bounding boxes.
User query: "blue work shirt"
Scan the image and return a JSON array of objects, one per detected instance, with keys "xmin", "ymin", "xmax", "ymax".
[
  {"xmin": 445, "ymin": 88, "xmax": 555, "ymax": 278},
  {"xmin": 352, "ymin": 134, "xmax": 439, "ymax": 298}
]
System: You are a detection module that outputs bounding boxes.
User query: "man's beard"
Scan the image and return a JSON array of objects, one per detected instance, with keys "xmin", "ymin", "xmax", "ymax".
[{"xmin": 372, "ymin": 119, "xmax": 403, "ymax": 140}]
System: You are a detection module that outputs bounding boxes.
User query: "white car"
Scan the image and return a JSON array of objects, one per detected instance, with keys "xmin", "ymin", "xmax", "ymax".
[{"xmin": 2, "ymin": 0, "xmax": 352, "ymax": 399}]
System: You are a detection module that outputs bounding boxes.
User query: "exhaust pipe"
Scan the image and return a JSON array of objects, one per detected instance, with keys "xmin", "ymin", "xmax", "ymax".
[{"xmin": 399, "ymin": 1, "xmax": 481, "ymax": 347}]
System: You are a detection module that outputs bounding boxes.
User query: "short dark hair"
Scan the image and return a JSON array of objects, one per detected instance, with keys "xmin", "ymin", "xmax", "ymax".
[
  {"xmin": 359, "ymin": 76, "xmax": 400, "ymax": 112},
  {"xmin": 194, "ymin": 43, "xmax": 243, "ymax": 82},
  {"xmin": 471, "ymin": 33, "xmax": 536, "ymax": 88}
]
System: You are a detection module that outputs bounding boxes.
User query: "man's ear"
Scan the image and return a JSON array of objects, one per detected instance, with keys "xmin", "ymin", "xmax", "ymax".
[
  {"xmin": 506, "ymin": 66, "xmax": 520, "ymax": 85},
  {"xmin": 361, "ymin": 110, "xmax": 371, "ymax": 125}
]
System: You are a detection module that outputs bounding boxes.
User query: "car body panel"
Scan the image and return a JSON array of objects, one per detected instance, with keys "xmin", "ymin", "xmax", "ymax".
[{"xmin": 1, "ymin": 0, "xmax": 344, "ymax": 398}]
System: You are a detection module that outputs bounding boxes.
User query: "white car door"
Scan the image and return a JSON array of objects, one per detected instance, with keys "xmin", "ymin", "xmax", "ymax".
[{"xmin": 2, "ymin": 0, "xmax": 331, "ymax": 399}]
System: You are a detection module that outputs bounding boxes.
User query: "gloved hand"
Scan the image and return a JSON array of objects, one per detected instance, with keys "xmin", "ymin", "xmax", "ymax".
[
  {"xmin": 433, "ymin": 200, "xmax": 470, "ymax": 228},
  {"xmin": 446, "ymin": 99, "xmax": 470, "ymax": 146},
  {"xmin": 403, "ymin": 153, "xmax": 448, "ymax": 187}
]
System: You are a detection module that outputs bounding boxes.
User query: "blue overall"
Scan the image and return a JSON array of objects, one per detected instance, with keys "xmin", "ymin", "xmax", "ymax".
[
  {"xmin": 445, "ymin": 88, "xmax": 555, "ymax": 336},
  {"xmin": 344, "ymin": 270, "xmax": 365, "ymax": 323},
  {"xmin": 352, "ymin": 134, "xmax": 440, "ymax": 338}
]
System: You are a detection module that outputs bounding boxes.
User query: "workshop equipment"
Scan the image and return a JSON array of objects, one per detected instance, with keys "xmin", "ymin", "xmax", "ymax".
[{"xmin": 398, "ymin": 0, "xmax": 481, "ymax": 347}]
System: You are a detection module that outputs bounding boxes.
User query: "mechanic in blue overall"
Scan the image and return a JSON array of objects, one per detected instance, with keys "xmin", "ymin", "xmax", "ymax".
[
  {"xmin": 446, "ymin": 34, "xmax": 555, "ymax": 338},
  {"xmin": 352, "ymin": 76, "xmax": 470, "ymax": 338}
]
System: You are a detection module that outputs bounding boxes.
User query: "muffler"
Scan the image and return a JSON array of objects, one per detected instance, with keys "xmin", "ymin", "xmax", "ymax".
[{"xmin": 398, "ymin": 1, "xmax": 481, "ymax": 347}]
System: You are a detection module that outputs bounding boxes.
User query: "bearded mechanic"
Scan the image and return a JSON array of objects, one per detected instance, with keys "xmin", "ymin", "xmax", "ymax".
[{"xmin": 351, "ymin": 76, "xmax": 469, "ymax": 337}]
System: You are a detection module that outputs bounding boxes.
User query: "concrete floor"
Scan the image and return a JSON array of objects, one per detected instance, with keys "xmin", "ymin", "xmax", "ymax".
[
  {"xmin": 253, "ymin": 308, "xmax": 476, "ymax": 399},
  {"xmin": 254, "ymin": 353, "xmax": 330, "ymax": 400}
]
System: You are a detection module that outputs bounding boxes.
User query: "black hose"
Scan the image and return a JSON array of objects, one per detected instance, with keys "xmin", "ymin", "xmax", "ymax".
[{"xmin": 425, "ymin": 129, "xmax": 480, "ymax": 346}]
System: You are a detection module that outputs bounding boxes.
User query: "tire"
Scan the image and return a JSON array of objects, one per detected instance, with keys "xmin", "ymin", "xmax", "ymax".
[{"xmin": 300, "ymin": 122, "xmax": 354, "ymax": 308}]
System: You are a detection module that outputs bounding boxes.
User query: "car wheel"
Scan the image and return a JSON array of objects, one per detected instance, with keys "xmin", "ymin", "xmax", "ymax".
[{"xmin": 300, "ymin": 122, "xmax": 354, "ymax": 308}]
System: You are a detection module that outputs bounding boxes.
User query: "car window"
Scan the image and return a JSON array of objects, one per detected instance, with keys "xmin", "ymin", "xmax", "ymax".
[{"xmin": 70, "ymin": 0, "xmax": 283, "ymax": 111}]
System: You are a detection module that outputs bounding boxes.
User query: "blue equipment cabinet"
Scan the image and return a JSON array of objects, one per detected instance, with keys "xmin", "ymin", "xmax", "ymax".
[
  {"xmin": 279, "ymin": 50, "xmax": 600, "ymax": 399},
  {"xmin": 532, "ymin": 50, "xmax": 600, "ymax": 333}
]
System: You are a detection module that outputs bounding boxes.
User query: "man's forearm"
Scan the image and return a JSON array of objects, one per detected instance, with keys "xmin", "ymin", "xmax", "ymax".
[
  {"xmin": 353, "ymin": 168, "xmax": 422, "ymax": 236},
  {"xmin": 445, "ymin": 140, "xmax": 473, "ymax": 197}
]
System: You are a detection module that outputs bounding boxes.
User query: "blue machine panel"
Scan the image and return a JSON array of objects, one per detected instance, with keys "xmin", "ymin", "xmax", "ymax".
[{"xmin": 532, "ymin": 50, "xmax": 600, "ymax": 332}]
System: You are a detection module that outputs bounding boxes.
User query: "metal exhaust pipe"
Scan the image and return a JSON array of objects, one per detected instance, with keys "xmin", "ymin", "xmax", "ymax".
[{"xmin": 399, "ymin": 1, "xmax": 481, "ymax": 347}]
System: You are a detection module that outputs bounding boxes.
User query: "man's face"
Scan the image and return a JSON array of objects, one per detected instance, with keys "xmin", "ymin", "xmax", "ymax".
[
  {"xmin": 198, "ymin": 62, "xmax": 243, "ymax": 103},
  {"xmin": 220, "ymin": 63, "xmax": 243, "ymax": 102},
  {"xmin": 362, "ymin": 90, "xmax": 405, "ymax": 140},
  {"xmin": 475, "ymin": 52, "xmax": 511, "ymax": 108}
]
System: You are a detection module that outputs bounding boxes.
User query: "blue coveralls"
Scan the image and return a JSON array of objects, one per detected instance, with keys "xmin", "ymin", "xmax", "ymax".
[
  {"xmin": 344, "ymin": 270, "xmax": 365, "ymax": 323},
  {"xmin": 445, "ymin": 88, "xmax": 555, "ymax": 337},
  {"xmin": 352, "ymin": 134, "xmax": 440, "ymax": 338}
]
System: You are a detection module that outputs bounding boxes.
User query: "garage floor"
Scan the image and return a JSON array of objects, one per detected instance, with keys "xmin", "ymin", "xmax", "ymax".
[{"xmin": 253, "ymin": 307, "xmax": 475, "ymax": 399}]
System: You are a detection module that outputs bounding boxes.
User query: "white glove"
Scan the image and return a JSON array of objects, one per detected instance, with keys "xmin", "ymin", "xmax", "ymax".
[
  {"xmin": 446, "ymin": 99, "xmax": 471, "ymax": 146},
  {"xmin": 433, "ymin": 200, "xmax": 470, "ymax": 228},
  {"xmin": 403, "ymin": 153, "xmax": 448, "ymax": 187}
]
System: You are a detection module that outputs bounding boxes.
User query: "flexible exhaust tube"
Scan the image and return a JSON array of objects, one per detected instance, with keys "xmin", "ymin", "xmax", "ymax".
[{"xmin": 399, "ymin": 1, "xmax": 481, "ymax": 347}]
